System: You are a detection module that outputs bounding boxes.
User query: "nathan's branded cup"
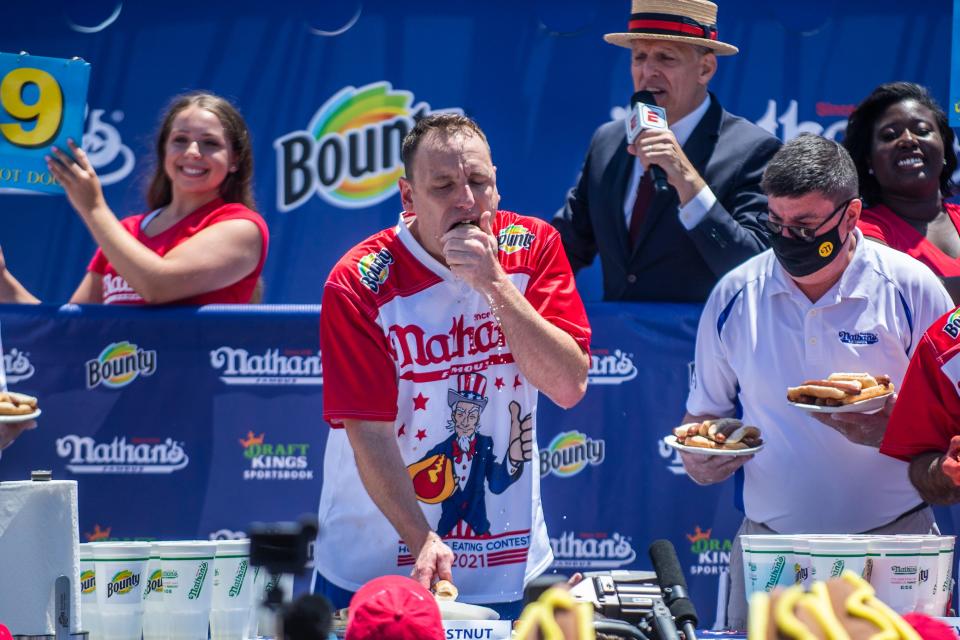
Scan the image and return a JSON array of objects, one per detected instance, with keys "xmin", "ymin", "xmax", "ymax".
[
  {"xmin": 865, "ymin": 536, "xmax": 921, "ymax": 614},
  {"xmin": 741, "ymin": 536, "xmax": 755, "ymax": 597},
  {"xmin": 92, "ymin": 542, "xmax": 151, "ymax": 640},
  {"xmin": 934, "ymin": 535, "xmax": 956, "ymax": 616},
  {"xmin": 912, "ymin": 537, "xmax": 942, "ymax": 615},
  {"xmin": 809, "ymin": 537, "xmax": 868, "ymax": 582},
  {"xmin": 158, "ymin": 541, "xmax": 217, "ymax": 640},
  {"xmin": 79, "ymin": 543, "xmax": 100, "ymax": 638},
  {"xmin": 791, "ymin": 538, "xmax": 812, "ymax": 587},
  {"xmin": 210, "ymin": 540, "xmax": 255, "ymax": 640},
  {"xmin": 142, "ymin": 543, "xmax": 166, "ymax": 640},
  {"xmin": 741, "ymin": 536, "xmax": 793, "ymax": 596}
]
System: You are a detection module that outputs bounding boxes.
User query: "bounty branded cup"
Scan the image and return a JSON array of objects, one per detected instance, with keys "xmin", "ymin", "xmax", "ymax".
[
  {"xmin": 865, "ymin": 536, "xmax": 921, "ymax": 614},
  {"xmin": 934, "ymin": 535, "xmax": 956, "ymax": 616},
  {"xmin": 157, "ymin": 541, "xmax": 217, "ymax": 640},
  {"xmin": 78, "ymin": 543, "xmax": 100, "ymax": 639},
  {"xmin": 913, "ymin": 537, "xmax": 942, "ymax": 615},
  {"xmin": 210, "ymin": 540, "xmax": 256, "ymax": 640},
  {"xmin": 791, "ymin": 538, "xmax": 812, "ymax": 588},
  {"xmin": 92, "ymin": 542, "xmax": 151, "ymax": 640},
  {"xmin": 740, "ymin": 536, "xmax": 794, "ymax": 598},
  {"xmin": 142, "ymin": 543, "xmax": 166, "ymax": 640},
  {"xmin": 809, "ymin": 537, "xmax": 868, "ymax": 582}
]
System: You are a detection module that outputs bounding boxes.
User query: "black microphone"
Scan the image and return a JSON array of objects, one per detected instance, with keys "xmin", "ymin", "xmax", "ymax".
[
  {"xmin": 649, "ymin": 539, "xmax": 699, "ymax": 640},
  {"xmin": 630, "ymin": 90, "xmax": 671, "ymax": 194}
]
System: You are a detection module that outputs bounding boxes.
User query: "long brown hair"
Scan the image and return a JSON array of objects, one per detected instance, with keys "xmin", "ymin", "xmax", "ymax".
[{"xmin": 146, "ymin": 92, "xmax": 256, "ymax": 210}]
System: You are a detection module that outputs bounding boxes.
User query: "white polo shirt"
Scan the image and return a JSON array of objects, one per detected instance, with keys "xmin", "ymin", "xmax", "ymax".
[{"xmin": 687, "ymin": 229, "xmax": 952, "ymax": 533}]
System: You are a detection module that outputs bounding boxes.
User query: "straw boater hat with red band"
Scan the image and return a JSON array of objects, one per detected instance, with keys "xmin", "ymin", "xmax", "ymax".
[{"xmin": 604, "ymin": 0, "xmax": 739, "ymax": 56}]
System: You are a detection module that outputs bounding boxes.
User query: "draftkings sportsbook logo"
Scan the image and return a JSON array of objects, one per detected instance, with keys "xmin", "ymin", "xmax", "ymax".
[
  {"xmin": 209, "ymin": 347, "xmax": 322, "ymax": 385},
  {"xmin": 540, "ymin": 431, "xmax": 605, "ymax": 478},
  {"xmin": 85, "ymin": 341, "xmax": 157, "ymax": 389},
  {"xmin": 56, "ymin": 435, "xmax": 189, "ymax": 474},
  {"xmin": 587, "ymin": 348, "xmax": 638, "ymax": 385},
  {"xmin": 686, "ymin": 526, "xmax": 733, "ymax": 576},
  {"xmin": 240, "ymin": 431, "xmax": 313, "ymax": 481},
  {"xmin": 550, "ymin": 531, "xmax": 637, "ymax": 569},
  {"xmin": 274, "ymin": 81, "xmax": 460, "ymax": 211}
]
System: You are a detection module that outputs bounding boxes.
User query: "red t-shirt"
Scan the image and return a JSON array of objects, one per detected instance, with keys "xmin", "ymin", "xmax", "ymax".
[
  {"xmin": 858, "ymin": 203, "xmax": 960, "ymax": 278},
  {"xmin": 87, "ymin": 198, "xmax": 269, "ymax": 305},
  {"xmin": 880, "ymin": 305, "xmax": 960, "ymax": 461}
]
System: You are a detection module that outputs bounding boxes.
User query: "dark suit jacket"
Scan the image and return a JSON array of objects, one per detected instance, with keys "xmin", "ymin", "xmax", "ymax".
[{"xmin": 553, "ymin": 94, "xmax": 781, "ymax": 302}]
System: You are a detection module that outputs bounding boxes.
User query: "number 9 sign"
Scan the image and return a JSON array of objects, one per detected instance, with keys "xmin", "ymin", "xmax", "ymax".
[{"xmin": 0, "ymin": 52, "xmax": 90, "ymax": 194}]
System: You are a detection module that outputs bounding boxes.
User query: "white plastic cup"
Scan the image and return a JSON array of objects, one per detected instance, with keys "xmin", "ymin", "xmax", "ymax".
[
  {"xmin": 935, "ymin": 536, "xmax": 956, "ymax": 616},
  {"xmin": 809, "ymin": 537, "xmax": 868, "ymax": 582},
  {"xmin": 158, "ymin": 541, "xmax": 218, "ymax": 640},
  {"xmin": 79, "ymin": 543, "xmax": 100, "ymax": 638},
  {"xmin": 93, "ymin": 542, "xmax": 151, "ymax": 640},
  {"xmin": 791, "ymin": 538, "xmax": 812, "ymax": 587},
  {"xmin": 210, "ymin": 539, "xmax": 255, "ymax": 640},
  {"xmin": 741, "ymin": 536, "xmax": 755, "ymax": 597},
  {"xmin": 913, "ymin": 537, "xmax": 941, "ymax": 615},
  {"xmin": 741, "ymin": 535, "xmax": 793, "ymax": 596},
  {"xmin": 142, "ymin": 543, "xmax": 166, "ymax": 640},
  {"xmin": 865, "ymin": 536, "xmax": 921, "ymax": 614},
  {"xmin": 254, "ymin": 572, "xmax": 294, "ymax": 639}
]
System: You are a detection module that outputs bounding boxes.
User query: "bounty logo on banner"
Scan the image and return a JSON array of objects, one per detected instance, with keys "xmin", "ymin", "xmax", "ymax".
[
  {"xmin": 85, "ymin": 341, "xmax": 157, "ymax": 389},
  {"xmin": 539, "ymin": 431, "xmax": 605, "ymax": 478},
  {"xmin": 274, "ymin": 81, "xmax": 460, "ymax": 211}
]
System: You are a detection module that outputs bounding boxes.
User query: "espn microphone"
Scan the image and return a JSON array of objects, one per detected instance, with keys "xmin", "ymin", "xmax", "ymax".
[
  {"xmin": 649, "ymin": 539, "xmax": 699, "ymax": 640},
  {"xmin": 627, "ymin": 90, "xmax": 670, "ymax": 194}
]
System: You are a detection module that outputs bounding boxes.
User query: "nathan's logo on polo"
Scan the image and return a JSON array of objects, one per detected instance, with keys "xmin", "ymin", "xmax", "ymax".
[
  {"xmin": 187, "ymin": 561, "xmax": 209, "ymax": 600},
  {"xmin": 106, "ymin": 570, "xmax": 140, "ymax": 598},
  {"xmin": 143, "ymin": 569, "xmax": 163, "ymax": 597},
  {"xmin": 550, "ymin": 531, "xmax": 636, "ymax": 569},
  {"xmin": 358, "ymin": 248, "xmax": 394, "ymax": 292},
  {"xmin": 587, "ymin": 348, "xmax": 637, "ymax": 385},
  {"xmin": 498, "ymin": 224, "xmax": 535, "ymax": 254},
  {"xmin": 943, "ymin": 308, "xmax": 960, "ymax": 338},
  {"xmin": 56, "ymin": 435, "xmax": 189, "ymax": 474},
  {"xmin": 4, "ymin": 348, "xmax": 35, "ymax": 383},
  {"xmin": 687, "ymin": 526, "xmax": 734, "ymax": 576},
  {"xmin": 80, "ymin": 570, "xmax": 96, "ymax": 594},
  {"xmin": 540, "ymin": 431, "xmax": 605, "ymax": 478},
  {"xmin": 240, "ymin": 431, "xmax": 314, "ymax": 481},
  {"xmin": 388, "ymin": 315, "xmax": 505, "ymax": 368},
  {"xmin": 818, "ymin": 241, "xmax": 834, "ymax": 258},
  {"xmin": 275, "ymin": 81, "xmax": 460, "ymax": 211},
  {"xmin": 839, "ymin": 331, "xmax": 879, "ymax": 345},
  {"xmin": 85, "ymin": 341, "xmax": 157, "ymax": 389},
  {"xmin": 209, "ymin": 347, "xmax": 322, "ymax": 385}
]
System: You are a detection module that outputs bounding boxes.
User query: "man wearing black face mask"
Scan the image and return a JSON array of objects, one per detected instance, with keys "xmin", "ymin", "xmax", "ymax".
[{"xmin": 675, "ymin": 134, "xmax": 952, "ymax": 630}]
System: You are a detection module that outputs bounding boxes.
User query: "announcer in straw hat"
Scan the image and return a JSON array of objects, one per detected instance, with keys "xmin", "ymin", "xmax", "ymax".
[{"xmin": 554, "ymin": 0, "xmax": 781, "ymax": 303}]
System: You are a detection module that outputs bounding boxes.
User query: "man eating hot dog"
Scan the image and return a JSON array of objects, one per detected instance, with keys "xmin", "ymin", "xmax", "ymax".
[{"xmin": 678, "ymin": 134, "xmax": 952, "ymax": 629}]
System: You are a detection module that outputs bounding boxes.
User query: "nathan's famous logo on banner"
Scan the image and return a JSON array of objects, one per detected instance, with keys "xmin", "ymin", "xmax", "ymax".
[
  {"xmin": 56, "ymin": 435, "xmax": 189, "ymax": 474},
  {"xmin": 686, "ymin": 526, "xmax": 733, "ymax": 576},
  {"xmin": 540, "ymin": 431, "xmax": 605, "ymax": 478},
  {"xmin": 587, "ymin": 348, "xmax": 637, "ymax": 385},
  {"xmin": 240, "ymin": 431, "xmax": 313, "ymax": 481},
  {"xmin": 498, "ymin": 224, "xmax": 536, "ymax": 255},
  {"xmin": 4, "ymin": 347, "xmax": 35, "ymax": 383},
  {"xmin": 550, "ymin": 531, "xmax": 637, "ymax": 569},
  {"xmin": 209, "ymin": 347, "xmax": 322, "ymax": 385},
  {"xmin": 85, "ymin": 341, "xmax": 157, "ymax": 389},
  {"xmin": 275, "ymin": 81, "xmax": 460, "ymax": 212}
]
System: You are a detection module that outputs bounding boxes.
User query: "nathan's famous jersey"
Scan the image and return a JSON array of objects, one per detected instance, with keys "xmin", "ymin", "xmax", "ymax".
[
  {"xmin": 882, "ymin": 305, "xmax": 960, "ymax": 462},
  {"xmin": 316, "ymin": 210, "xmax": 590, "ymax": 603}
]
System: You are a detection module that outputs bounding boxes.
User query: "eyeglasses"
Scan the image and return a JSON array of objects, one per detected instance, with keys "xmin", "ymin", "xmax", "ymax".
[{"xmin": 759, "ymin": 197, "xmax": 856, "ymax": 242}]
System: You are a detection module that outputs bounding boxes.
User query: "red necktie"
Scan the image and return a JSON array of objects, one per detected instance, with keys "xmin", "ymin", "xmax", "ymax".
[{"xmin": 629, "ymin": 170, "xmax": 655, "ymax": 247}]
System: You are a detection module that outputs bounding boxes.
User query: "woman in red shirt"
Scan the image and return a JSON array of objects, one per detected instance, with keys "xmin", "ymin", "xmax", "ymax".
[
  {"xmin": 844, "ymin": 82, "xmax": 960, "ymax": 300},
  {"xmin": 0, "ymin": 92, "xmax": 268, "ymax": 305}
]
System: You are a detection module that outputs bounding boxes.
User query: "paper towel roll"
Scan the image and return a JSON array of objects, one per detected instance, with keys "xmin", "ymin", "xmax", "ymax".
[{"xmin": 0, "ymin": 480, "xmax": 81, "ymax": 634}]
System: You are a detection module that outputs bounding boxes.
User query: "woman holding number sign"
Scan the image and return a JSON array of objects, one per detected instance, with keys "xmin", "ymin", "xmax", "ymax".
[{"xmin": 0, "ymin": 91, "xmax": 268, "ymax": 304}]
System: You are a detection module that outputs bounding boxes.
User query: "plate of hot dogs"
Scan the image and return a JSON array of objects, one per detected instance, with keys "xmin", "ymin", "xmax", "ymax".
[
  {"xmin": 664, "ymin": 418, "xmax": 763, "ymax": 456},
  {"xmin": 786, "ymin": 372, "xmax": 894, "ymax": 414}
]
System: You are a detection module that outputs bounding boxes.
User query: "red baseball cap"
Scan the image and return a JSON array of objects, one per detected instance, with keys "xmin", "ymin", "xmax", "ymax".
[{"xmin": 345, "ymin": 575, "xmax": 444, "ymax": 640}]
